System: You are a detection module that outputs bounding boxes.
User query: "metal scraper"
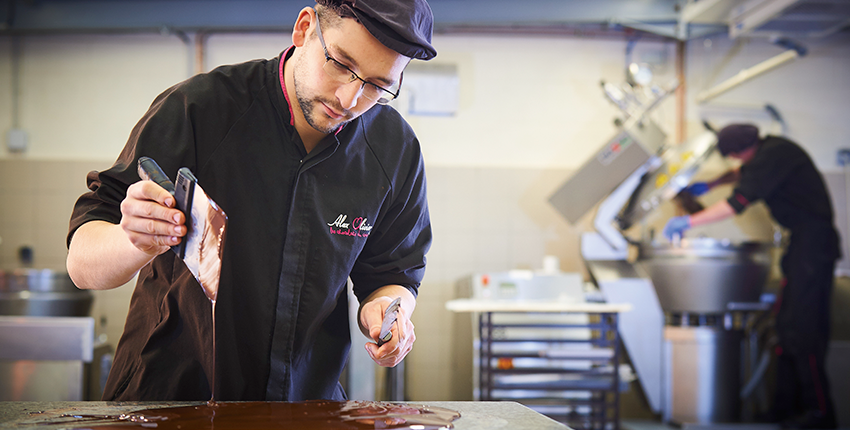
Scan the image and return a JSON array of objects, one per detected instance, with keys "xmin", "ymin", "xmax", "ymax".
[
  {"xmin": 376, "ymin": 297, "xmax": 402, "ymax": 347},
  {"xmin": 138, "ymin": 156, "xmax": 228, "ymax": 302}
]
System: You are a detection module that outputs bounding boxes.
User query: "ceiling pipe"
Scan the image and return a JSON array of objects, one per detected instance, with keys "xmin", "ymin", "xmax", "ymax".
[
  {"xmin": 695, "ymin": 38, "xmax": 807, "ymax": 103},
  {"xmin": 0, "ymin": 26, "xmax": 289, "ymax": 36},
  {"xmin": 195, "ymin": 31, "xmax": 208, "ymax": 75},
  {"xmin": 10, "ymin": 35, "xmax": 21, "ymax": 129},
  {"xmin": 676, "ymin": 40, "xmax": 686, "ymax": 144},
  {"xmin": 434, "ymin": 23, "xmax": 675, "ymax": 41}
]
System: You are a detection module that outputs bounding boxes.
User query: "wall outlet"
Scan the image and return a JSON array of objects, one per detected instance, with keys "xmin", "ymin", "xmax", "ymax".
[
  {"xmin": 7, "ymin": 128, "xmax": 28, "ymax": 153},
  {"xmin": 838, "ymin": 149, "xmax": 850, "ymax": 166}
]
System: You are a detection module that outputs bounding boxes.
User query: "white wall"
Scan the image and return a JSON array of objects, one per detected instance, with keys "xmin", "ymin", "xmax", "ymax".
[
  {"xmin": 205, "ymin": 33, "xmax": 293, "ymax": 71},
  {"xmin": 3, "ymin": 31, "xmax": 847, "ymax": 168},
  {"xmin": 401, "ymin": 34, "xmax": 679, "ymax": 168},
  {"xmin": 684, "ymin": 32, "xmax": 850, "ymax": 173},
  {"xmin": 1, "ymin": 34, "xmax": 190, "ymax": 160},
  {"xmin": 0, "ymin": 32, "xmax": 682, "ymax": 165}
]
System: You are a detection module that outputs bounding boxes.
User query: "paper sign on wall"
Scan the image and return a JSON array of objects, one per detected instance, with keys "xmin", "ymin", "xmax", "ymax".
[{"xmin": 400, "ymin": 64, "xmax": 459, "ymax": 116}]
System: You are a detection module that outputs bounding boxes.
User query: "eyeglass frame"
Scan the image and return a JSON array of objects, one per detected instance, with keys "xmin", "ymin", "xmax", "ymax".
[{"xmin": 313, "ymin": 9, "xmax": 402, "ymax": 105}]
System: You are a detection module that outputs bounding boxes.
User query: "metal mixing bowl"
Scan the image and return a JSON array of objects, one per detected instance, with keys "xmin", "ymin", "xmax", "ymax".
[
  {"xmin": 0, "ymin": 269, "xmax": 93, "ymax": 317},
  {"xmin": 637, "ymin": 238, "xmax": 773, "ymax": 314}
]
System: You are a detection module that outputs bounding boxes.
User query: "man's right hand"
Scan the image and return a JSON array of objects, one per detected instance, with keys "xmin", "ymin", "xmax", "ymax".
[
  {"xmin": 68, "ymin": 179, "xmax": 187, "ymax": 290},
  {"xmin": 121, "ymin": 180, "xmax": 187, "ymax": 256}
]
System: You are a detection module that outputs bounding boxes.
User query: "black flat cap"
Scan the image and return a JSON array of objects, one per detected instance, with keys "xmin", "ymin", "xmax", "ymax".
[
  {"xmin": 345, "ymin": 0, "xmax": 437, "ymax": 60},
  {"xmin": 717, "ymin": 123, "xmax": 760, "ymax": 156}
]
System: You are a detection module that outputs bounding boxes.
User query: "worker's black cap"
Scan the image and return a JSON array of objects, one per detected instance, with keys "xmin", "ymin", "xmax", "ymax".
[
  {"xmin": 342, "ymin": 0, "xmax": 437, "ymax": 60},
  {"xmin": 717, "ymin": 124, "xmax": 760, "ymax": 156}
]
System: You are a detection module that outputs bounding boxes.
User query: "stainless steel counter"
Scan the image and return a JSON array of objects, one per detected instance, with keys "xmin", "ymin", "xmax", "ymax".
[
  {"xmin": 0, "ymin": 317, "xmax": 96, "ymax": 402},
  {"xmin": 0, "ymin": 401, "xmax": 569, "ymax": 429}
]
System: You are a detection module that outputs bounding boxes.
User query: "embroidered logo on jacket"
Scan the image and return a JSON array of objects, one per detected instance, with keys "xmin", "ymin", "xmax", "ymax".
[{"xmin": 328, "ymin": 214, "xmax": 373, "ymax": 238}]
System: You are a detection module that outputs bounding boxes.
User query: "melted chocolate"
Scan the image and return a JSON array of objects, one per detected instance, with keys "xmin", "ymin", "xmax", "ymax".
[
  {"xmin": 53, "ymin": 401, "xmax": 461, "ymax": 430},
  {"xmin": 210, "ymin": 300, "xmax": 216, "ymax": 401}
]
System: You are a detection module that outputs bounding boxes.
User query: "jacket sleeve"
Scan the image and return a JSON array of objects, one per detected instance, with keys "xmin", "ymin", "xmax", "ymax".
[
  {"xmin": 349, "ymin": 115, "xmax": 432, "ymax": 302},
  {"xmin": 727, "ymin": 140, "xmax": 802, "ymax": 213}
]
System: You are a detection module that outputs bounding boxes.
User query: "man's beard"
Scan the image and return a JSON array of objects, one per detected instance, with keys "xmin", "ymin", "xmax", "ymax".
[
  {"xmin": 298, "ymin": 96, "xmax": 351, "ymax": 134},
  {"xmin": 293, "ymin": 67, "xmax": 352, "ymax": 134}
]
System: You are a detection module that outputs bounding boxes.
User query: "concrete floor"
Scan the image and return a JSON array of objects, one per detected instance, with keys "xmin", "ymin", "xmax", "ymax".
[
  {"xmin": 623, "ymin": 420, "xmax": 849, "ymax": 430},
  {"xmin": 623, "ymin": 420, "xmax": 776, "ymax": 430}
]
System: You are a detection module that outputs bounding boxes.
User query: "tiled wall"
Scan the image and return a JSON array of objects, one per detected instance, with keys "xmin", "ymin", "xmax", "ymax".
[
  {"xmin": 0, "ymin": 158, "xmax": 136, "ymax": 347},
  {"xmin": 0, "ymin": 159, "xmax": 103, "ymax": 271}
]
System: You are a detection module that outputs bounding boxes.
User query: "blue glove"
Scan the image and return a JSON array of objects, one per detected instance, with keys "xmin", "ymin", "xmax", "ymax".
[
  {"xmin": 663, "ymin": 216, "xmax": 691, "ymax": 241},
  {"xmin": 683, "ymin": 182, "xmax": 710, "ymax": 196}
]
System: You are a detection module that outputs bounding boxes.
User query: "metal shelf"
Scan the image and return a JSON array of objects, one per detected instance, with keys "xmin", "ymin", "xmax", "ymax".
[{"xmin": 478, "ymin": 310, "xmax": 622, "ymax": 430}]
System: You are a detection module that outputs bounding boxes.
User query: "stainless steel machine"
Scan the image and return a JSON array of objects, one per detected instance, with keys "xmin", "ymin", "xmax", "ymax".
[{"xmin": 549, "ymin": 79, "xmax": 774, "ymax": 424}]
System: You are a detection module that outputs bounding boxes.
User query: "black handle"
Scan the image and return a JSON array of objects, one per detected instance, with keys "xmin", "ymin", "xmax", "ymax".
[
  {"xmin": 138, "ymin": 156, "xmax": 176, "ymax": 194},
  {"xmin": 138, "ymin": 156, "xmax": 187, "ymax": 256}
]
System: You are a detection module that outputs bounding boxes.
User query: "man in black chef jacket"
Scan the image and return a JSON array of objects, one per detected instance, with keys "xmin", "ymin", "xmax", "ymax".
[
  {"xmin": 663, "ymin": 124, "xmax": 839, "ymax": 429},
  {"xmin": 66, "ymin": 0, "xmax": 435, "ymax": 401}
]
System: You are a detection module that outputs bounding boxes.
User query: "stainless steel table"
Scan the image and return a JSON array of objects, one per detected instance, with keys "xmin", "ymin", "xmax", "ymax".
[{"xmin": 0, "ymin": 401, "xmax": 568, "ymax": 429}]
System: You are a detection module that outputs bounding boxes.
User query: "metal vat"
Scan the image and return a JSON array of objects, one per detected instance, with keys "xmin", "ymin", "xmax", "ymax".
[
  {"xmin": 637, "ymin": 239, "xmax": 773, "ymax": 314},
  {"xmin": 0, "ymin": 269, "xmax": 93, "ymax": 317}
]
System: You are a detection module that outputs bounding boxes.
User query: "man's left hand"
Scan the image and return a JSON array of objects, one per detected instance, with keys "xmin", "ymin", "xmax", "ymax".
[{"xmin": 361, "ymin": 296, "xmax": 416, "ymax": 367}]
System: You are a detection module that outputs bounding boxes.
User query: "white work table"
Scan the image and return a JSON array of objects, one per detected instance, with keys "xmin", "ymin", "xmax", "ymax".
[{"xmin": 445, "ymin": 298, "xmax": 631, "ymax": 314}]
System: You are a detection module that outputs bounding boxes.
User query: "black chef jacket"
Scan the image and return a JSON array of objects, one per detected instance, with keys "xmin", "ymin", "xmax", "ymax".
[
  {"xmin": 67, "ymin": 47, "xmax": 431, "ymax": 401},
  {"xmin": 727, "ymin": 135, "xmax": 837, "ymax": 240}
]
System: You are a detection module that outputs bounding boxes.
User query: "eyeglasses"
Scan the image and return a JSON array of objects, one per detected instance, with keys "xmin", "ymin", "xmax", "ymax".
[{"xmin": 314, "ymin": 10, "xmax": 402, "ymax": 105}]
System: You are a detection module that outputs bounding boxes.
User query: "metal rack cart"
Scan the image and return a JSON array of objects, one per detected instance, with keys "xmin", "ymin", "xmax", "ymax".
[{"xmin": 447, "ymin": 300, "xmax": 631, "ymax": 430}]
